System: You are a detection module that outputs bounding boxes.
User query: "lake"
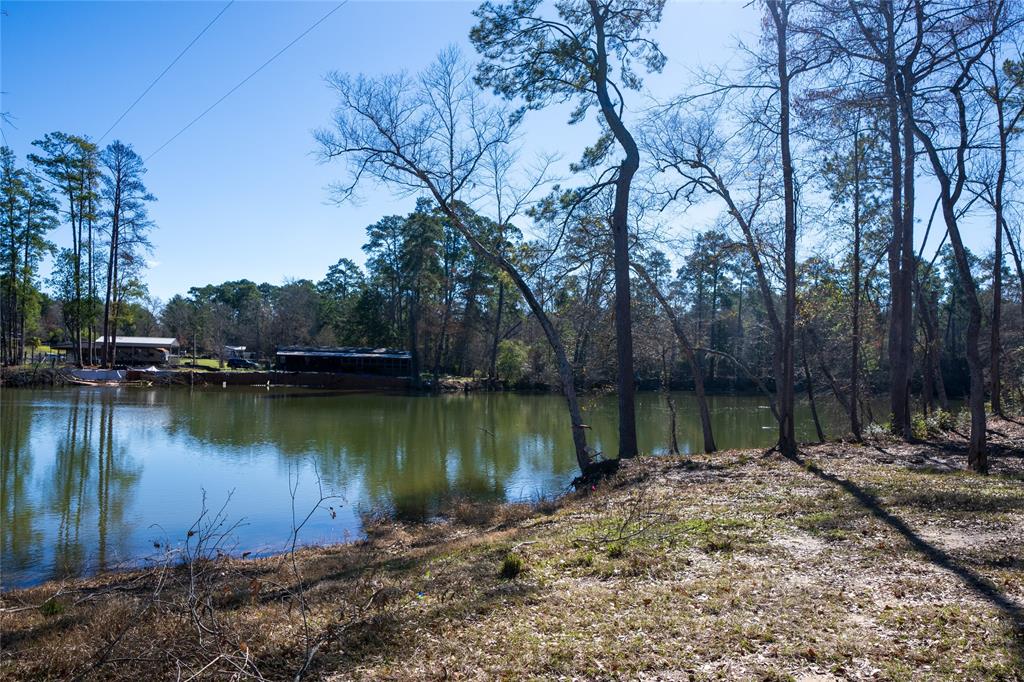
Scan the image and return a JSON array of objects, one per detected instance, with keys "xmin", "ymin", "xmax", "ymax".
[{"xmin": 1, "ymin": 386, "xmax": 854, "ymax": 588}]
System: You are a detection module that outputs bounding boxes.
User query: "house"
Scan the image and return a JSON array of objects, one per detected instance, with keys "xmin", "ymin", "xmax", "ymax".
[
  {"xmin": 275, "ymin": 346, "xmax": 412, "ymax": 376},
  {"xmin": 92, "ymin": 336, "xmax": 180, "ymax": 366}
]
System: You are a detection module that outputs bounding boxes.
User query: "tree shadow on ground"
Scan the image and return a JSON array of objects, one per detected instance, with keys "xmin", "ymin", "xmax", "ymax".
[
  {"xmin": 785, "ymin": 449, "xmax": 1024, "ymax": 666},
  {"xmin": 869, "ymin": 439, "xmax": 1024, "ymax": 480}
]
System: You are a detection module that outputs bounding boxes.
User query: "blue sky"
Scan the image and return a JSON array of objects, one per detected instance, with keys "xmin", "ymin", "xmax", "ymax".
[{"xmin": 1, "ymin": 1, "xmax": 990, "ymax": 302}]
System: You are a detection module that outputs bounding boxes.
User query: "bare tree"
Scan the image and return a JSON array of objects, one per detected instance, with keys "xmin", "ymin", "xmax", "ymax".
[
  {"xmin": 632, "ymin": 261, "xmax": 717, "ymax": 453},
  {"xmin": 645, "ymin": 104, "xmax": 794, "ymax": 453},
  {"xmin": 315, "ymin": 48, "xmax": 598, "ymax": 475},
  {"xmin": 909, "ymin": 0, "xmax": 1011, "ymax": 472},
  {"xmin": 975, "ymin": 50, "xmax": 1024, "ymax": 415}
]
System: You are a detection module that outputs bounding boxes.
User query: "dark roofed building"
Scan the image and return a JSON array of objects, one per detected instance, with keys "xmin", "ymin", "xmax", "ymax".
[{"xmin": 275, "ymin": 347, "xmax": 412, "ymax": 377}]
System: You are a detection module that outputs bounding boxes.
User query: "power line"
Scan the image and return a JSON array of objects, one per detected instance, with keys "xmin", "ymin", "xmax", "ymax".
[
  {"xmin": 145, "ymin": 1, "xmax": 347, "ymax": 163},
  {"xmin": 98, "ymin": 1, "xmax": 235, "ymax": 144}
]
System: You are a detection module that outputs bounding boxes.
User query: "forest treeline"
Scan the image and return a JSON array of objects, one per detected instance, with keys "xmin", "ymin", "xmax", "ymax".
[
  {"xmin": 1, "ymin": 135, "xmax": 155, "ymax": 369},
  {"xmin": 3, "ymin": 0, "xmax": 1022, "ymax": 473}
]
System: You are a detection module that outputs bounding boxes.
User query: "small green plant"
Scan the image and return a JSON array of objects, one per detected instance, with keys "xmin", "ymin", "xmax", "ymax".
[
  {"xmin": 572, "ymin": 551, "xmax": 594, "ymax": 567},
  {"xmin": 911, "ymin": 412, "xmax": 928, "ymax": 439},
  {"xmin": 500, "ymin": 552, "xmax": 525, "ymax": 579},
  {"xmin": 924, "ymin": 408, "xmax": 955, "ymax": 435},
  {"xmin": 605, "ymin": 542, "xmax": 625, "ymax": 559},
  {"xmin": 39, "ymin": 598, "xmax": 65, "ymax": 617},
  {"xmin": 955, "ymin": 407, "xmax": 972, "ymax": 432},
  {"xmin": 700, "ymin": 534, "xmax": 735, "ymax": 553},
  {"xmin": 862, "ymin": 421, "xmax": 890, "ymax": 441}
]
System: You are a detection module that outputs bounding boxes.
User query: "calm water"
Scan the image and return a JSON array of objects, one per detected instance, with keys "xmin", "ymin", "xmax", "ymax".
[{"xmin": 1, "ymin": 387, "xmax": 851, "ymax": 588}]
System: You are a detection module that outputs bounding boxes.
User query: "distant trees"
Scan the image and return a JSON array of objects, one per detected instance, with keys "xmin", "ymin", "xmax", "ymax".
[
  {"xmin": 7, "ymin": 0, "xmax": 1023, "ymax": 477},
  {"xmin": 0, "ymin": 132, "xmax": 157, "ymax": 368},
  {"xmin": 976, "ymin": 54, "xmax": 1024, "ymax": 416},
  {"xmin": 28, "ymin": 133, "xmax": 99, "ymax": 364},
  {"xmin": 99, "ymin": 141, "xmax": 154, "ymax": 368},
  {"xmin": 0, "ymin": 147, "xmax": 58, "ymax": 364}
]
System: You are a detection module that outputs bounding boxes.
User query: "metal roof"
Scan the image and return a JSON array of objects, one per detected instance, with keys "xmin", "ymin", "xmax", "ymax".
[
  {"xmin": 275, "ymin": 346, "xmax": 411, "ymax": 360},
  {"xmin": 93, "ymin": 336, "xmax": 179, "ymax": 348}
]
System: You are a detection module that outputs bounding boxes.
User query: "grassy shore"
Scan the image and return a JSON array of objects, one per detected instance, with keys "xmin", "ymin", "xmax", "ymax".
[{"xmin": 2, "ymin": 419, "xmax": 1023, "ymax": 681}]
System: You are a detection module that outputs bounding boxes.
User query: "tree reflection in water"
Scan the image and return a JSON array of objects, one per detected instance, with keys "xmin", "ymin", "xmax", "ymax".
[{"xmin": 3, "ymin": 387, "xmax": 854, "ymax": 587}]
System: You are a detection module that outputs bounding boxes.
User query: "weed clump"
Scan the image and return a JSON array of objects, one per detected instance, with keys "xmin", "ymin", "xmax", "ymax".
[{"xmin": 500, "ymin": 552, "xmax": 525, "ymax": 579}]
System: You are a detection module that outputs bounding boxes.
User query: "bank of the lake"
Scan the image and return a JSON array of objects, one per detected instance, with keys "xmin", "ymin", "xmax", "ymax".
[{"xmin": 2, "ymin": 419, "xmax": 1022, "ymax": 680}]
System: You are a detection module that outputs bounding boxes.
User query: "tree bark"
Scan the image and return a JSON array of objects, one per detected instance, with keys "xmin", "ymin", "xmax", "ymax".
[{"xmin": 990, "ymin": 80, "xmax": 1009, "ymax": 415}]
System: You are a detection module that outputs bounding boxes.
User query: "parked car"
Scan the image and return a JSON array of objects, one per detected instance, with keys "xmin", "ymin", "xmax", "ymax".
[{"xmin": 227, "ymin": 358, "xmax": 259, "ymax": 369}]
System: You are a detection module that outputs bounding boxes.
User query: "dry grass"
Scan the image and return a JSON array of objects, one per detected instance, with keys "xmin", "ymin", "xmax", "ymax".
[{"xmin": 2, "ymin": 418, "xmax": 1023, "ymax": 681}]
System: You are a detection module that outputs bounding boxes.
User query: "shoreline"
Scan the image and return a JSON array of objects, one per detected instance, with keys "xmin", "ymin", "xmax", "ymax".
[
  {"xmin": 1, "ymin": 364, "xmax": 879, "ymax": 398},
  {"xmin": 3, "ymin": 418, "xmax": 1022, "ymax": 679}
]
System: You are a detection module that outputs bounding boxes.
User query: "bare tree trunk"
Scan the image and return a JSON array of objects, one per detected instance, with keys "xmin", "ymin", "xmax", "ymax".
[
  {"xmin": 102, "ymin": 160, "xmax": 122, "ymax": 369},
  {"xmin": 87, "ymin": 207, "xmax": 95, "ymax": 366},
  {"xmin": 768, "ymin": 0, "xmax": 798, "ymax": 457},
  {"xmin": 802, "ymin": 331, "xmax": 825, "ymax": 443},
  {"xmin": 634, "ymin": 262, "xmax": 717, "ymax": 453},
  {"xmin": 489, "ymin": 279, "xmax": 504, "ymax": 385},
  {"xmin": 912, "ymin": 89, "xmax": 989, "ymax": 472},
  {"xmin": 990, "ymin": 93, "xmax": 1008, "ymax": 415},
  {"xmin": 893, "ymin": 65, "xmax": 917, "ymax": 438},
  {"xmin": 849, "ymin": 125, "xmax": 863, "ymax": 440}
]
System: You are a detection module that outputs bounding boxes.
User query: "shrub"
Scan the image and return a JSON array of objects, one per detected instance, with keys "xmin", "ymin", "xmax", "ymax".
[
  {"xmin": 911, "ymin": 412, "xmax": 928, "ymax": 440},
  {"xmin": 496, "ymin": 340, "xmax": 528, "ymax": 385},
  {"xmin": 925, "ymin": 408, "xmax": 955, "ymax": 435},
  {"xmin": 572, "ymin": 551, "xmax": 594, "ymax": 567},
  {"xmin": 605, "ymin": 542, "xmax": 625, "ymax": 559},
  {"xmin": 500, "ymin": 552, "xmax": 525, "ymax": 579}
]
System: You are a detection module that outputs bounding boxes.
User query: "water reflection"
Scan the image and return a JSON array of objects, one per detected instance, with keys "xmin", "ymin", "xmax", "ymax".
[
  {"xmin": 2, "ymin": 387, "xmax": 853, "ymax": 587},
  {"xmin": 3, "ymin": 390, "xmax": 141, "ymax": 586}
]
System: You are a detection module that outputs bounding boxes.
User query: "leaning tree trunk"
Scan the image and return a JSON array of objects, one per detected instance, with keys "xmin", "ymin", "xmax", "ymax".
[
  {"xmin": 801, "ymin": 331, "xmax": 825, "ymax": 443},
  {"xmin": 426, "ymin": 189, "xmax": 593, "ymax": 474},
  {"xmin": 914, "ymin": 116, "xmax": 987, "ymax": 472},
  {"xmin": 990, "ymin": 107, "xmax": 1008, "ymax": 415},
  {"xmin": 633, "ymin": 263, "xmax": 717, "ymax": 454}
]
